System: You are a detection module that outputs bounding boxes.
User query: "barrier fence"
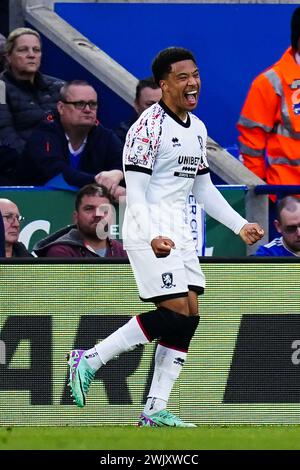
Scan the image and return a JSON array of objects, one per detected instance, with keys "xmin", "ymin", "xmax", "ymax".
[
  {"xmin": 0, "ymin": 186, "xmax": 246, "ymax": 256},
  {"xmin": 0, "ymin": 258, "xmax": 300, "ymax": 426}
]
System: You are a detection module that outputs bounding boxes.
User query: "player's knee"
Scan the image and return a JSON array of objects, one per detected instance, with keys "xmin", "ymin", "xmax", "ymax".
[
  {"xmin": 138, "ymin": 306, "xmax": 200, "ymax": 349},
  {"xmin": 159, "ymin": 309, "xmax": 199, "ymax": 350}
]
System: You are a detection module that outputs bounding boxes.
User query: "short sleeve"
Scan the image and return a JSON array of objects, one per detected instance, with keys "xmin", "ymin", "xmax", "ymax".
[{"xmin": 123, "ymin": 104, "xmax": 164, "ymax": 175}]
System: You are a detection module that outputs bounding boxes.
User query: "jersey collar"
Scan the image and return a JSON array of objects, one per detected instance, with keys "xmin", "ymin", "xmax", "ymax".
[{"xmin": 159, "ymin": 100, "xmax": 191, "ymax": 128}]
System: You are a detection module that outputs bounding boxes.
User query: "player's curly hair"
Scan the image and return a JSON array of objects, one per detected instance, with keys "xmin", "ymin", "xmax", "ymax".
[{"xmin": 152, "ymin": 47, "xmax": 197, "ymax": 85}]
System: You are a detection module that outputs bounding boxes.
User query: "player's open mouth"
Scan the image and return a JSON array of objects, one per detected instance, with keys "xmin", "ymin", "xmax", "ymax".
[{"xmin": 184, "ymin": 90, "xmax": 198, "ymax": 105}]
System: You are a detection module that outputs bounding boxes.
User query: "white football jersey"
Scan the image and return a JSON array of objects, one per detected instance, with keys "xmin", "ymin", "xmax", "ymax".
[{"xmin": 122, "ymin": 101, "xmax": 209, "ymax": 248}]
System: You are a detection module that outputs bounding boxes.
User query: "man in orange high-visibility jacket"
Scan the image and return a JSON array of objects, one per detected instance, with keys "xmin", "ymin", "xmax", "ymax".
[{"xmin": 237, "ymin": 6, "xmax": 300, "ymax": 195}]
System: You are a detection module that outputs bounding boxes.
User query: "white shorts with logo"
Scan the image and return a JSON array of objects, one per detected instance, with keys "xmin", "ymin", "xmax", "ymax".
[{"xmin": 126, "ymin": 245, "xmax": 205, "ymax": 303}]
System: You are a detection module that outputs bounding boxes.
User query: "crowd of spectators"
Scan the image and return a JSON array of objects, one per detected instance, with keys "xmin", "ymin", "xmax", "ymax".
[{"xmin": 1, "ymin": 6, "xmax": 300, "ymax": 257}]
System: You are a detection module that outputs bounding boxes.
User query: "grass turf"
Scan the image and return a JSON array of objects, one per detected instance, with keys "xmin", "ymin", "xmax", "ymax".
[{"xmin": 0, "ymin": 426, "xmax": 300, "ymax": 450}]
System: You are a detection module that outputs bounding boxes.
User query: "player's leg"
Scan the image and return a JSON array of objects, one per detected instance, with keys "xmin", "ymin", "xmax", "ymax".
[
  {"xmin": 67, "ymin": 315, "xmax": 150, "ymax": 407},
  {"xmin": 187, "ymin": 290, "xmax": 199, "ymax": 316},
  {"xmin": 67, "ymin": 248, "xmax": 188, "ymax": 408},
  {"xmin": 139, "ymin": 297, "xmax": 198, "ymax": 427},
  {"xmin": 139, "ymin": 249, "xmax": 203, "ymax": 427}
]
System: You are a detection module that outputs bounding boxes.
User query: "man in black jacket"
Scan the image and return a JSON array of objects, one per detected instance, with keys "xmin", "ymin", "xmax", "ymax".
[
  {"xmin": 22, "ymin": 80, "xmax": 125, "ymax": 198},
  {"xmin": 0, "ymin": 27, "xmax": 64, "ymax": 183}
]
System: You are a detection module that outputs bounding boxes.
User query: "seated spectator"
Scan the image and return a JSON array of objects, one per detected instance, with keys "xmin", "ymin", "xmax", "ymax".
[
  {"xmin": 33, "ymin": 184, "xmax": 127, "ymax": 258},
  {"xmin": 22, "ymin": 80, "xmax": 125, "ymax": 198},
  {"xmin": 0, "ymin": 211, "xmax": 4, "ymax": 256},
  {"xmin": 0, "ymin": 27, "xmax": 64, "ymax": 184},
  {"xmin": 115, "ymin": 76, "xmax": 162, "ymax": 143},
  {"xmin": 0, "ymin": 33, "xmax": 5, "ymax": 73},
  {"xmin": 254, "ymin": 196, "xmax": 300, "ymax": 257},
  {"xmin": 0, "ymin": 198, "xmax": 32, "ymax": 257}
]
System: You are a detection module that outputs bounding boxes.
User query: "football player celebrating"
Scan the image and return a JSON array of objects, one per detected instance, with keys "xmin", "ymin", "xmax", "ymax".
[{"xmin": 67, "ymin": 47, "xmax": 264, "ymax": 427}]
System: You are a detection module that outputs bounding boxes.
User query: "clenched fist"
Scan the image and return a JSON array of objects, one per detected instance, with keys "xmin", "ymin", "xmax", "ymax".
[
  {"xmin": 151, "ymin": 236, "xmax": 175, "ymax": 258},
  {"xmin": 239, "ymin": 223, "xmax": 264, "ymax": 245}
]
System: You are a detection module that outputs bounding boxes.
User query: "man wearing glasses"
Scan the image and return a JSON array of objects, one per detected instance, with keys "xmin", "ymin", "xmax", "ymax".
[
  {"xmin": 0, "ymin": 198, "xmax": 31, "ymax": 257},
  {"xmin": 21, "ymin": 80, "xmax": 125, "ymax": 199},
  {"xmin": 254, "ymin": 196, "xmax": 300, "ymax": 257}
]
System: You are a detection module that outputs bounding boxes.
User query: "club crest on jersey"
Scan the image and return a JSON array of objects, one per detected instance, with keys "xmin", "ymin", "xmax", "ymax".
[
  {"xmin": 161, "ymin": 272, "xmax": 176, "ymax": 289},
  {"xmin": 130, "ymin": 136, "xmax": 150, "ymax": 165}
]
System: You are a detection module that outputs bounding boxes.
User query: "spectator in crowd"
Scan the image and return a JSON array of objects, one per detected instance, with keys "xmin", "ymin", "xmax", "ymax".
[
  {"xmin": 0, "ymin": 33, "xmax": 6, "ymax": 73},
  {"xmin": 22, "ymin": 80, "xmax": 125, "ymax": 198},
  {"xmin": 0, "ymin": 211, "xmax": 5, "ymax": 257},
  {"xmin": 33, "ymin": 184, "xmax": 127, "ymax": 258},
  {"xmin": 115, "ymin": 76, "xmax": 162, "ymax": 143},
  {"xmin": 0, "ymin": 27, "xmax": 64, "ymax": 184},
  {"xmin": 0, "ymin": 198, "xmax": 32, "ymax": 257},
  {"xmin": 237, "ymin": 6, "xmax": 300, "ymax": 192},
  {"xmin": 0, "ymin": 0, "xmax": 8, "ymax": 38},
  {"xmin": 254, "ymin": 196, "xmax": 300, "ymax": 257}
]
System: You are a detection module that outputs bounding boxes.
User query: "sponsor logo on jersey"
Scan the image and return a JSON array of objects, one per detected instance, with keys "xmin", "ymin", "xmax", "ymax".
[
  {"xmin": 197, "ymin": 135, "xmax": 203, "ymax": 150},
  {"xmin": 177, "ymin": 156, "xmax": 200, "ymax": 165},
  {"xmin": 161, "ymin": 272, "xmax": 176, "ymax": 289},
  {"xmin": 174, "ymin": 172, "xmax": 195, "ymax": 178},
  {"xmin": 197, "ymin": 153, "xmax": 209, "ymax": 172},
  {"xmin": 174, "ymin": 155, "xmax": 200, "ymax": 178}
]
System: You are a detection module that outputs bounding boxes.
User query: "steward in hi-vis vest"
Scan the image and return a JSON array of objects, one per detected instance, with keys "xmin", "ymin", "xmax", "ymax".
[{"xmin": 237, "ymin": 7, "xmax": 300, "ymax": 197}]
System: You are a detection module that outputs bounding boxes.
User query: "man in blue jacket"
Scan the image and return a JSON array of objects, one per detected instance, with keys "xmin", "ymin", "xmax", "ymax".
[
  {"xmin": 254, "ymin": 196, "xmax": 300, "ymax": 257},
  {"xmin": 22, "ymin": 80, "xmax": 125, "ymax": 198}
]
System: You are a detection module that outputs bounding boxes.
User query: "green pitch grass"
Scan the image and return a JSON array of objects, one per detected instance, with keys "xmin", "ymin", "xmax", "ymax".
[{"xmin": 1, "ymin": 426, "xmax": 300, "ymax": 450}]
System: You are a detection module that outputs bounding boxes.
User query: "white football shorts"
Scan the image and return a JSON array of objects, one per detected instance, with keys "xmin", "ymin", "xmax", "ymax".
[{"xmin": 126, "ymin": 245, "xmax": 205, "ymax": 303}]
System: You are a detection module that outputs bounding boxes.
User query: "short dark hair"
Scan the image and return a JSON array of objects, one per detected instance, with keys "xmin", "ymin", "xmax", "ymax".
[
  {"xmin": 135, "ymin": 76, "xmax": 160, "ymax": 102},
  {"xmin": 152, "ymin": 47, "xmax": 197, "ymax": 85},
  {"xmin": 291, "ymin": 6, "xmax": 300, "ymax": 50},
  {"xmin": 277, "ymin": 195, "xmax": 300, "ymax": 221},
  {"xmin": 75, "ymin": 184, "xmax": 113, "ymax": 211},
  {"xmin": 59, "ymin": 80, "xmax": 94, "ymax": 101}
]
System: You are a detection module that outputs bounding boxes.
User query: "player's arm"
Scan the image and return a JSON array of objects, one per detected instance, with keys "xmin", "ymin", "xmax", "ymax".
[
  {"xmin": 125, "ymin": 170, "xmax": 174, "ymax": 256},
  {"xmin": 192, "ymin": 172, "xmax": 264, "ymax": 245},
  {"xmin": 123, "ymin": 110, "xmax": 174, "ymax": 256}
]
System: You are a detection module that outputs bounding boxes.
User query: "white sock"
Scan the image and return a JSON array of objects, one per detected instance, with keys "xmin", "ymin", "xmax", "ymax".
[
  {"xmin": 143, "ymin": 397, "xmax": 167, "ymax": 415},
  {"xmin": 143, "ymin": 344, "xmax": 187, "ymax": 415},
  {"xmin": 85, "ymin": 316, "xmax": 149, "ymax": 371}
]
